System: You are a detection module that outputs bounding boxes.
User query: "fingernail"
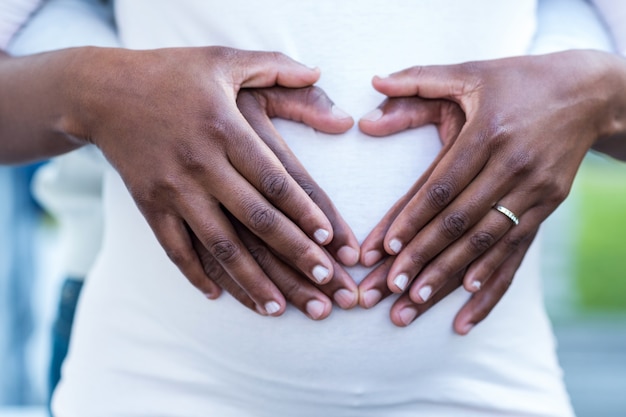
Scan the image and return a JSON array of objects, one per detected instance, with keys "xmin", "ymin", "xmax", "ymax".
[
  {"xmin": 314, "ymin": 228, "xmax": 330, "ymax": 244},
  {"xmin": 399, "ymin": 307, "xmax": 418, "ymax": 326},
  {"xmin": 418, "ymin": 285, "xmax": 432, "ymax": 302},
  {"xmin": 389, "ymin": 238, "xmax": 402, "ymax": 254},
  {"xmin": 471, "ymin": 280, "xmax": 481, "ymax": 291},
  {"xmin": 265, "ymin": 301, "xmax": 281, "ymax": 315},
  {"xmin": 331, "ymin": 105, "xmax": 351, "ymax": 119},
  {"xmin": 362, "ymin": 289, "xmax": 382, "ymax": 308},
  {"xmin": 306, "ymin": 299, "xmax": 326, "ymax": 320},
  {"xmin": 363, "ymin": 250, "xmax": 382, "ymax": 266},
  {"xmin": 334, "ymin": 288, "xmax": 357, "ymax": 308},
  {"xmin": 361, "ymin": 108, "xmax": 383, "ymax": 122},
  {"xmin": 338, "ymin": 246, "xmax": 359, "ymax": 266},
  {"xmin": 312, "ymin": 265, "xmax": 330, "ymax": 283},
  {"xmin": 394, "ymin": 273, "xmax": 409, "ymax": 291}
]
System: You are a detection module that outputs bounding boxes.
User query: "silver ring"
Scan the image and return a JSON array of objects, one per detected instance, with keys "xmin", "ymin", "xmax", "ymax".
[{"xmin": 493, "ymin": 204, "xmax": 519, "ymax": 226}]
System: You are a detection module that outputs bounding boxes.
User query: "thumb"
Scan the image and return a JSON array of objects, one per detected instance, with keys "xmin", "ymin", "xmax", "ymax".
[
  {"xmin": 371, "ymin": 63, "xmax": 479, "ymax": 103},
  {"xmin": 223, "ymin": 48, "xmax": 321, "ymax": 89},
  {"xmin": 239, "ymin": 86, "xmax": 354, "ymax": 134}
]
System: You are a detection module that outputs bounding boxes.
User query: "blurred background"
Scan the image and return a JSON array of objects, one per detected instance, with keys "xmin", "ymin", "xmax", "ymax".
[{"xmin": 0, "ymin": 153, "xmax": 625, "ymax": 417}]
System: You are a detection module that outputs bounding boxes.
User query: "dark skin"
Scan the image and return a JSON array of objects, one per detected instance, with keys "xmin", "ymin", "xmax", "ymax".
[
  {"xmin": 357, "ymin": 49, "xmax": 626, "ymax": 333},
  {"xmin": 3, "ymin": 46, "xmax": 626, "ymax": 332},
  {"xmin": 0, "ymin": 46, "xmax": 360, "ymax": 316}
]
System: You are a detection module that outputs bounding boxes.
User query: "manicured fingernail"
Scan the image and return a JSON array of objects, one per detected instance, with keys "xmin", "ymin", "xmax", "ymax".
[
  {"xmin": 399, "ymin": 307, "xmax": 418, "ymax": 326},
  {"xmin": 418, "ymin": 285, "xmax": 432, "ymax": 302},
  {"xmin": 265, "ymin": 301, "xmax": 281, "ymax": 315},
  {"xmin": 314, "ymin": 228, "xmax": 330, "ymax": 244},
  {"xmin": 361, "ymin": 108, "xmax": 383, "ymax": 122},
  {"xmin": 363, "ymin": 250, "xmax": 382, "ymax": 266},
  {"xmin": 394, "ymin": 273, "xmax": 409, "ymax": 291},
  {"xmin": 362, "ymin": 289, "xmax": 382, "ymax": 308},
  {"xmin": 389, "ymin": 238, "xmax": 402, "ymax": 254},
  {"xmin": 338, "ymin": 246, "xmax": 359, "ymax": 266},
  {"xmin": 334, "ymin": 288, "xmax": 357, "ymax": 308},
  {"xmin": 306, "ymin": 299, "xmax": 326, "ymax": 320},
  {"xmin": 331, "ymin": 105, "xmax": 351, "ymax": 119},
  {"xmin": 471, "ymin": 280, "xmax": 481, "ymax": 291},
  {"xmin": 312, "ymin": 265, "xmax": 330, "ymax": 283}
]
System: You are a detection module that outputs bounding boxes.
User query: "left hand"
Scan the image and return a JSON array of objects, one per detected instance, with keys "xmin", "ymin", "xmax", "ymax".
[
  {"xmin": 358, "ymin": 50, "xmax": 626, "ymax": 331},
  {"xmin": 191, "ymin": 85, "xmax": 359, "ymax": 319}
]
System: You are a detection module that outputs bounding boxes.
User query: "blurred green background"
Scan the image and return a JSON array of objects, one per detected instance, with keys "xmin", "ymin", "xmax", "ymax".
[{"xmin": 575, "ymin": 156, "xmax": 626, "ymax": 312}]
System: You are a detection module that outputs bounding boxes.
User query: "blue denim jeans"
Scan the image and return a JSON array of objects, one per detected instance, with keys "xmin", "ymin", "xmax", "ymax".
[{"xmin": 48, "ymin": 277, "xmax": 84, "ymax": 415}]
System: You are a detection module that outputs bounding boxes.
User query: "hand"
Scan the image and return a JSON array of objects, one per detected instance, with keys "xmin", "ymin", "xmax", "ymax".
[
  {"xmin": 358, "ymin": 50, "xmax": 626, "ymax": 329},
  {"xmin": 192, "ymin": 85, "xmax": 360, "ymax": 318},
  {"xmin": 64, "ymin": 46, "xmax": 354, "ymax": 314}
]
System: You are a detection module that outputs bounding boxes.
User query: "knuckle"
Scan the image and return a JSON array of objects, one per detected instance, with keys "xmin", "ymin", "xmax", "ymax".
[
  {"xmin": 248, "ymin": 244, "xmax": 272, "ymax": 269},
  {"xmin": 431, "ymin": 263, "xmax": 454, "ymax": 281},
  {"xmin": 280, "ymin": 277, "xmax": 302, "ymax": 301},
  {"xmin": 245, "ymin": 203, "xmax": 278, "ymax": 234},
  {"xmin": 426, "ymin": 180, "xmax": 455, "ymax": 210},
  {"xmin": 260, "ymin": 170, "xmax": 290, "ymax": 200},
  {"xmin": 291, "ymin": 172, "xmax": 317, "ymax": 200},
  {"xmin": 469, "ymin": 231, "xmax": 496, "ymax": 254},
  {"xmin": 303, "ymin": 85, "xmax": 326, "ymax": 106},
  {"xmin": 165, "ymin": 247, "xmax": 194, "ymax": 267},
  {"xmin": 289, "ymin": 240, "xmax": 311, "ymax": 264},
  {"xmin": 503, "ymin": 149, "xmax": 534, "ymax": 177},
  {"xmin": 502, "ymin": 232, "xmax": 526, "ymax": 251},
  {"xmin": 440, "ymin": 211, "xmax": 470, "ymax": 240},
  {"xmin": 409, "ymin": 251, "xmax": 428, "ymax": 270},
  {"xmin": 210, "ymin": 239, "xmax": 240, "ymax": 264}
]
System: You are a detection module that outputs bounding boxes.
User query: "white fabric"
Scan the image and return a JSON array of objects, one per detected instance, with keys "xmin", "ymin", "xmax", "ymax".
[
  {"xmin": 0, "ymin": 0, "xmax": 42, "ymax": 49},
  {"xmin": 53, "ymin": 1, "xmax": 605, "ymax": 415},
  {"xmin": 592, "ymin": 0, "xmax": 626, "ymax": 55},
  {"xmin": 531, "ymin": 0, "xmax": 614, "ymax": 54}
]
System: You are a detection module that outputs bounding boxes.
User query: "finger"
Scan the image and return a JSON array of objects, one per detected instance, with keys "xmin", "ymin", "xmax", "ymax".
[
  {"xmin": 238, "ymin": 89, "xmax": 360, "ymax": 266},
  {"xmin": 359, "ymin": 100, "xmax": 461, "ymax": 267},
  {"xmin": 389, "ymin": 271, "xmax": 463, "ymax": 327},
  {"xmin": 359, "ymin": 97, "xmax": 464, "ymax": 139},
  {"xmin": 180, "ymin": 195, "xmax": 288, "ymax": 316},
  {"xmin": 404, "ymin": 200, "xmax": 526, "ymax": 304},
  {"xmin": 245, "ymin": 86, "xmax": 355, "ymax": 134},
  {"xmin": 370, "ymin": 63, "xmax": 480, "ymax": 104},
  {"xmin": 387, "ymin": 184, "xmax": 532, "ymax": 303},
  {"xmin": 463, "ymin": 211, "xmax": 543, "ymax": 292},
  {"xmin": 221, "ymin": 48, "xmax": 321, "ymax": 89},
  {"xmin": 147, "ymin": 213, "xmax": 222, "ymax": 299},
  {"xmin": 315, "ymin": 251, "xmax": 359, "ymax": 309},
  {"xmin": 358, "ymin": 257, "xmax": 395, "ymax": 308},
  {"xmin": 231, "ymin": 218, "xmax": 335, "ymax": 320},
  {"xmin": 453, "ymin": 235, "xmax": 534, "ymax": 335},
  {"xmin": 381, "ymin": 121, "xmax": 492, "ymax": 258},
  {"xmin": 191, "ymin": 232, "xmax": 258, "ymax": 313}
]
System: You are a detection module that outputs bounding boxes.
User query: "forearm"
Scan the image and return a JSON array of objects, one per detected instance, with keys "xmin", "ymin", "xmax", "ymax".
[
  {"xmin": 0, "ymin": 47, "xmax": 92, "ymax": 164},
  {"xmin": 587, "ymin": 52, "xmax": 626, "ymax": 161}
]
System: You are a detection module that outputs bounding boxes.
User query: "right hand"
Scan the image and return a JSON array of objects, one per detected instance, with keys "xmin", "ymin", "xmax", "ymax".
[
  {"xmin": 63, "ymin": 46, "xmax": 357, "ymax": 315},
  {"xmin": 193, "ymin": 86, "xmax": 360, "ymax": 319}
]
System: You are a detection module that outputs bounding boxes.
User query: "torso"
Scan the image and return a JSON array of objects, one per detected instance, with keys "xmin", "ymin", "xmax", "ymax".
[{"xmin": 54, "ymin": 2, "xmax": 575, "ymax": 416}]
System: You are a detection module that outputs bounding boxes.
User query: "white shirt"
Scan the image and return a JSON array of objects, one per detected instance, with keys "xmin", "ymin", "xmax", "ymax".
[{"xmin": 55, "ymin": 2, "xmax": 580, "ymax": 416}]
